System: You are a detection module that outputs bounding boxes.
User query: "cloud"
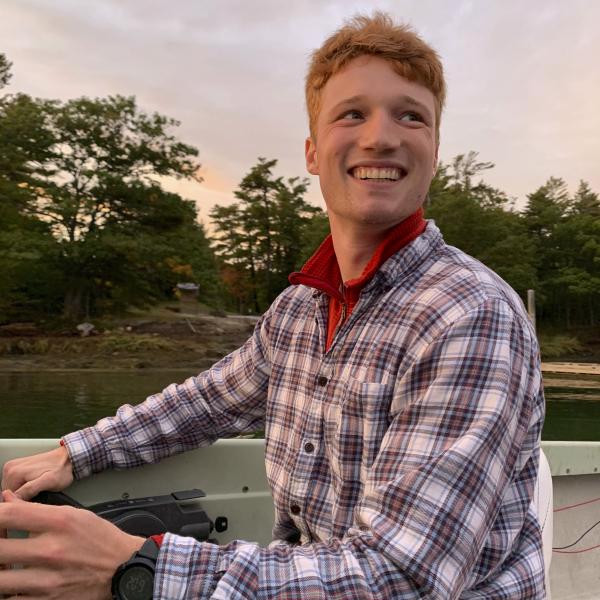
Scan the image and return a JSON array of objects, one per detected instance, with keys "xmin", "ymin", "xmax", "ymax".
[{"xmin": 2, "ymin": 0, "xmax": 599, "ymax": 210}]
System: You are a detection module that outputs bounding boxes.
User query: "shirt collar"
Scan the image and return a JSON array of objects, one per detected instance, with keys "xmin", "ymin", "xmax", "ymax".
[{"xmin": 289, "ymin": 208, "xmax": 427, "ymax": 302}]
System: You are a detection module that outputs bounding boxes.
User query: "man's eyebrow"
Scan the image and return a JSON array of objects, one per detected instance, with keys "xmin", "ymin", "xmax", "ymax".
[
  {"xmin": 328, "ymin": 95, "xmax": 365, "ymax": 114},
  {"xmin": 328, "ymin": 94, "xmax": 433, "ymax": 120},
  {"xmin": 400, "ymin": 95, "xmax": 433, "ymax": 118}
]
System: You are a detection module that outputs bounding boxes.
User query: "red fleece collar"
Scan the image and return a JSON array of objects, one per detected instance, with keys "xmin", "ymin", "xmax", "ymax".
[{"xmin": 289, "ymin": 208, "xmax": 426, "ymax": 301}]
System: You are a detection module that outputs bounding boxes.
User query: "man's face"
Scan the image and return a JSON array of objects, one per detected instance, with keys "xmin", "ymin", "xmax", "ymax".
[{"xmin": 305, "ymin": 55, "xmax": 438, "ymax": 234}]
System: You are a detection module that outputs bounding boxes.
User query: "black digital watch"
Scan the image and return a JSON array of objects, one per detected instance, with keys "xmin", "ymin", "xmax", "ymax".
[{"xmin": 112, "ymin": 538, "xmax": 159, "ymax": 600}]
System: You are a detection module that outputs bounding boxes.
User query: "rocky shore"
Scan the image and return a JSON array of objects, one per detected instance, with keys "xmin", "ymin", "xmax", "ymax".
[{"xmin": 0, "ymin": 310, "xmax": 259, "ymax": 371}]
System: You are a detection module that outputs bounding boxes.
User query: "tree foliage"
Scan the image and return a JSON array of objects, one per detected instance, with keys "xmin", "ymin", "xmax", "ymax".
[
  {"xmin": 522, "ymin": 179, "xmax": 600, "ymax": 326},
  {"xmin": 1, "ymin": 52, "xmax": 597, "ymax": 329},
  {"xmin": 210, "ymin": 158, "xmax": 321, "ymax": 312},
  {"xmin": 0, "ymin": 55, "xmax": 218, "ymax": 322},
  {"xmin": 0, "ymin": 54, "xmax": 11, "ymax": 90},
  {"xmin": 426, "ymin": 154, "xmax": 599, "ymax": 327},
  {"xmin": 426, "ymin": 155, "xmax": 537, "ymax": 296}
]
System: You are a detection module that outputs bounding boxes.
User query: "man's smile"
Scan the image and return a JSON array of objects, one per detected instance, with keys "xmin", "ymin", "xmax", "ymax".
[{"xmin": 349, "ymin": 165, "xmax": 407, "ymax": 182}]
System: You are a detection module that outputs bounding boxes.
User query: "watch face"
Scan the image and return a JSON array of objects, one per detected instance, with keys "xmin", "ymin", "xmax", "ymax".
[{"xmin": 117, "ymin": 565, "xmax": 154, "ymax": 600}]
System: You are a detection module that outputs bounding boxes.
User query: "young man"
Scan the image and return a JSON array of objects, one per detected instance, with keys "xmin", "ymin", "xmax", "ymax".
[{"xmin": 0, "ymin": 13, "xmax": 546, "ymax": 599}]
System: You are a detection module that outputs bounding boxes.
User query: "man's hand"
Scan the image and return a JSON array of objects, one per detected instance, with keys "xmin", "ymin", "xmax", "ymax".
[
  {"xmin": 0, "ymin": 490, "xmax": 145, "ymax": 599},
  {"xmin": 1, "ymin": 447, "xmax": 74, "ymax": 500}
]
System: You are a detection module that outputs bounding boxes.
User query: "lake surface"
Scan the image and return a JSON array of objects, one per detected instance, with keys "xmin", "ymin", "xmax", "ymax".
[
  {"xmin": 0, "ymin": 370, "xmax": 192, "ymax": 438},
  {"xmin": 0, "ymin": 370, "xmax": 599, "ymax": 440}
]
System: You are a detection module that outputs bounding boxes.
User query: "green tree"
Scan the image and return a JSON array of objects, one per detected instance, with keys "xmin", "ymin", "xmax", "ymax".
[
  {"xmin": 427, "ymin": 153, "xmax": 536, "ymax": 297},
  {"xmin": 0, "ymin": 57, "xmax": 61, "ymax": 322},
  {"xmin": 21, "ymin": 95, "xmax": 199, "ymax": 242},
  {"xmin": 572, "ymin": 180, "xmax": 600, "ymax": 217},
  {"xmin": 523, "ymin": 177, "xmax": 569, "ymax": 241},
  {"xmin": 270, "ymin": 176, "xmax": 317, "ymax": 290},
  {"xmin": 448, "ymin": 151, "xmax": 494, "ymax": 193},
  {"xmin": 210, "ymin": 203, "xmax": 259, "ymax": 312},
  {"xmin": 0, "ymin": 54, "xmax": 11, "ymax": 90},
  {"xmin": 0, "ymin": 64, "xmax": 218, "ymax": 320},
  {"xmin": 34, "ymin": 95, "xmax": 205, "ymax": 319},
  {"xmin": 298, "ymin": 211, "xmax": 331, "ymax": 265},
  {"xmin": 522, "ymin": 178, "xmax": 570, "ymax": 323},
  {"xmin": 547, "ymin": 181, "xmax": 600, "ymax": 326},
  {"xmin": 210, "ymin": 158, "xmax": 319, "ymax": 312}
]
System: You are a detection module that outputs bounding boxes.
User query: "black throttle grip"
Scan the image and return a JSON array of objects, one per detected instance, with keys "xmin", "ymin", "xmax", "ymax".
[
  {"xmin": 32, "ymin": 490, "xmax": 85, "ymax": 508},
  {"xmin": 32, "ymin": 488, "xmax": 215, "ymax": 542}
]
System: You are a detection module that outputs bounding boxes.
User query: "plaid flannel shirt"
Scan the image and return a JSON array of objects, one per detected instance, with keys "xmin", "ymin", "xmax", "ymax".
[{"xmin": 64, "ymin": 222, "xmax": 546, "ymax": 598}]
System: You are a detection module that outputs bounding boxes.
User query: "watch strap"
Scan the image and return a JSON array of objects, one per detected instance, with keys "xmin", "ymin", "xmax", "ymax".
[
  {"xmin": 136, "ymin": 537, "xmax": 160, "ymax": 561},
  {"xmin": 112, "ymin": 538, "xmax": 159, "ymax": 600}
]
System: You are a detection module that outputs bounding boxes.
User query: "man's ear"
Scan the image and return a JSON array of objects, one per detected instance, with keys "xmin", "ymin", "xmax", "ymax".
[{"xmin": 305, "ymin": 137, "xmax": 319, "ymax": 175}]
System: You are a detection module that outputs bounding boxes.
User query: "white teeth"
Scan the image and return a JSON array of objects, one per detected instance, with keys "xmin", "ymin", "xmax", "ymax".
[{"xmin": 352, "ymin": 167, "xmax": 403, "ymax": 180}]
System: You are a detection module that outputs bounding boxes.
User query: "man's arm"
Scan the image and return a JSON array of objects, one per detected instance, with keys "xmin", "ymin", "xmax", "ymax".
[
  {"xmin": 2, "ymin": 311, "xmax": 273, "ymax": 492},
  {"xmin": 150, "ymin": 299, "xmax": 545, "ymax": 599},
  {"xmin": 0, "ymin": 310, "xmax": 275, "ymax": 597},
  {"xmin": 67, "ymin": 311, "xmax": 272, "ymax": 480}
]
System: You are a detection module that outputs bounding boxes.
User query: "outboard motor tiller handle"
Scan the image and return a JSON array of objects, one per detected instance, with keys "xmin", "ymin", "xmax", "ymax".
[{"xmin": 33, "ymin": 489, "xmax": 214, "ymax": 542}]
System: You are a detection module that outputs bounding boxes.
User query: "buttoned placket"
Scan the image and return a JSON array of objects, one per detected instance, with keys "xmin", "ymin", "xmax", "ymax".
[
  {"xmin": 287, "ymin": 284, "xmax": 383, "ymax": 539},
  {"xmin": 286, "ymin": 292, "xmax": 331, "ymax": 540}
]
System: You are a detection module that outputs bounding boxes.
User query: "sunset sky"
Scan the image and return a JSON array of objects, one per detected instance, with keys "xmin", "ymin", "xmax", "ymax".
[{"xmin": 2, "ymin": 0, "xmax": 599, "ymax": 223}]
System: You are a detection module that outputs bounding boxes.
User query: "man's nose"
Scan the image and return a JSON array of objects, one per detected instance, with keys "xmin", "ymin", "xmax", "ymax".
[{"xmin": 359, "ymin": 111, "xmax": 399, "ymax": 152}]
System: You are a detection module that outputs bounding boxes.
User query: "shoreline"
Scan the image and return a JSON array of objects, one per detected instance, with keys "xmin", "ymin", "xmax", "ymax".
[
  {"xmin": 540, "ymin": 363, "xmax": 600, "ymax": 376},
  {"xmin": 0, "ymin": 311, "xmax": 259, "ymax": 373},
  {"xmin": 1, "ymin": 311, "xmax": 598, "ymax": 376}
]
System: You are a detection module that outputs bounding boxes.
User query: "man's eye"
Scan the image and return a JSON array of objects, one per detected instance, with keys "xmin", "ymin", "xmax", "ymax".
[
  {"xmin": 341, "ymin": 110, "xmax": 363, "ymax": 120},
  {"xmin": 399, "ymin": 112, "xmax": 424, "ymax": 123}
]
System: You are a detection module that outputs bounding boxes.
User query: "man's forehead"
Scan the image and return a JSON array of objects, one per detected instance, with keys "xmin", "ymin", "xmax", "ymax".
[{"xmin": 319, "ymin": 56, "xmax": 436, "ymax": 114}]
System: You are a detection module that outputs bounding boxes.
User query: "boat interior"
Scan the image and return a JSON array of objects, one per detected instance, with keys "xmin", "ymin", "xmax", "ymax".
[{"xmin": 1, "ymin": 438, "xmax": 599, "ymax": 599}]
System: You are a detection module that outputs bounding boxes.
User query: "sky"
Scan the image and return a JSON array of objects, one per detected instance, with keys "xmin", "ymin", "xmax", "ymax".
[{"xmin": 2, "ymin": 0, "xmax": 599, "ymax": 223}]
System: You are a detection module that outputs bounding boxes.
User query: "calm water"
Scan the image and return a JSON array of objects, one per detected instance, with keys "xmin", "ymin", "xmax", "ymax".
[
  {"xmin": 0, "ymin": 371, "xmax": 599, "ymax": 440},
  {"xmin": 542, "ymin": 377, "xmax": 600, "ymax": 441},
  {"xmin": 0, "ymin": 370, "xmax": 192, "ymax": 438}
]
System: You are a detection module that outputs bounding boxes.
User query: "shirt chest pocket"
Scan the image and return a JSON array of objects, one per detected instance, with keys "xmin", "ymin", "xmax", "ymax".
[{"xmin": 324, "ymin": 378, "xmax": 394, "ymax": 483}]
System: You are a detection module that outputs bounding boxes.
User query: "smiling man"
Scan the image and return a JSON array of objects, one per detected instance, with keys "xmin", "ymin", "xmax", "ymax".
[{"xmin": 1, "ymin": 12, "xmax": 546, "ymax": 599}]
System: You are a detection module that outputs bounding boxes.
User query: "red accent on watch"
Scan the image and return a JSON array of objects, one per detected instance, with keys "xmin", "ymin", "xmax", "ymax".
[
  {"xmin": 59, "ymin": 439, "xmax": 65, "ymax": 447},
  {"xmin": 150, "ymin": 534, "xmax": 164, "ymax": 547}
]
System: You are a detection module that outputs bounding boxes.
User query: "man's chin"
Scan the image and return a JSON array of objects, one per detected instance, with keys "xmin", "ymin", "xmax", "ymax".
[
  {"xmin": 354, "ymin": 204, "xmax": 419, "ymax": 226},
  {"xmin": 359, "ymin": 214, "xmax": 409, "ymax": 227}
]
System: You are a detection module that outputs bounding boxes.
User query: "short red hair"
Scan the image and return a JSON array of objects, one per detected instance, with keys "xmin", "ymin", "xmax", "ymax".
[{"xmin": 305, "ymin": 12, "xmax": 446, "ymax": 141}]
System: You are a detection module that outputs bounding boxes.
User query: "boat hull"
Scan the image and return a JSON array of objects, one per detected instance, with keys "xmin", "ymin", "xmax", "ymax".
[{"xmin": 1, "ymin": 439, "xmax": 599, "ymax": 598}]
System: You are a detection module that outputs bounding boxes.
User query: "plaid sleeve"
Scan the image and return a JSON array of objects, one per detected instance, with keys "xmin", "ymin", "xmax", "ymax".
[
  {"xmin": 154, "ymin": 533, "xmax": 419, "ymax": 599},
  {"xmin": 152, "ymin": 299, "xmax": 545, "ymax": 599},
  {"xmin": 62, "ymin": 313, "xmax": 272, "ymax": 479},
  {"xmin": 354, "ymin": 298, "xmax": 545, "ymax": 597}
]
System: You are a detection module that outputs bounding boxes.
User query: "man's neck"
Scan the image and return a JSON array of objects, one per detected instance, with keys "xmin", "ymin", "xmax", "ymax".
[{"xmin": 329, "ymin": 220, "xmax": 388, "ymax": 283}]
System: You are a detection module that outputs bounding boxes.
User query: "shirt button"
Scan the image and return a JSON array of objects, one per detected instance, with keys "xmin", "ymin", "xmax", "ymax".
[
  {"xmin": 290, "ymin": 504, "xmax": 301, "ymax": 515},
  {"xmin": 317, "ymin": 375, "xmax": 328, "ymax": 386},
  {"xmin": 304, "ymin": 442, "xmax": 315, "ymax": 453}
]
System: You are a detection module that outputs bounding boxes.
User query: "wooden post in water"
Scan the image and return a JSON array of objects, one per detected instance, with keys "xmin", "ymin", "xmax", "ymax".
[{"xmin": 527, "ymin": 289, "xmax": 536, "ymax": 331}]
